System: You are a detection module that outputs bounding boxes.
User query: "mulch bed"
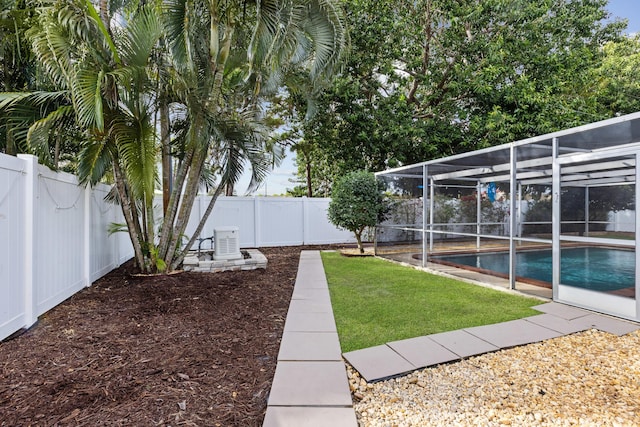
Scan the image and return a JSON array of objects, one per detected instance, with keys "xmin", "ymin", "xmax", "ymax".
[{"xmin": 0, "ymin": 246, "xmax": 326, "ymax": 426}]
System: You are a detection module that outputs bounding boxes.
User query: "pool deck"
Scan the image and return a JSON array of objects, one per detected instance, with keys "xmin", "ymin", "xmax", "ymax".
[
  {"xmin": 381, "ymin": 251, "xmax": 553, "ymax": 299},
  {"xmin": 263, "ymin": 250, "xmax": 640, "ymax": 426}
]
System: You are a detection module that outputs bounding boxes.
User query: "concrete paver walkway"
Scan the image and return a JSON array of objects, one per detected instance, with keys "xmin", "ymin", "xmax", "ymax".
[
  {"xmin": 263, "ymin": 251, "xmax": 357, "ymax": 427},
  {"xmin": 344, "ymin": 301, "xmax": 640, "ymax": 382},
  {"xmin": 264, "ymin": 250, "xmax": 640, "ymax": 425}
]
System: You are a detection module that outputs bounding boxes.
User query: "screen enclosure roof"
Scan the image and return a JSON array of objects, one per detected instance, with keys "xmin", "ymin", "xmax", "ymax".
[{"xmin": 376, "ymin": 112, "xmax": 640, "ymax": 187}]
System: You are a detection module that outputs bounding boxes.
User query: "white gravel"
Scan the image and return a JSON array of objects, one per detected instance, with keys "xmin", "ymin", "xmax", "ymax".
[{"xmin": 348, "ymin": 329, "xmax": 640, "ymax": 426}]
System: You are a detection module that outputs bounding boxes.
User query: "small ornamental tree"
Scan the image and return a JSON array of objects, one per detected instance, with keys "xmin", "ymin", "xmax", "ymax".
[{"xmin": 328, "ymin": 171, "xmax": 389, "ymax": 253}]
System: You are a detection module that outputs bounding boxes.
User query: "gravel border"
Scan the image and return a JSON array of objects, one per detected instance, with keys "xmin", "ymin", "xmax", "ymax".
[{"xmin": 348, "ymin": 329, "xmax": 640, "ymax": 426}]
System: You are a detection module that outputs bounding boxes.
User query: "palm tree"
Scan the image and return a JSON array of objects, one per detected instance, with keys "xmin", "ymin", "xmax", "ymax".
[
  {"xmin": 9, "ymin": 0, "xmax": 165, "ymax": 271},
  {"xmin": 156, "ymin": 0, "xmax": 349, "ymax": 270},
  {"xmin": 2, "ymin": 0, "xmax": 348, "ymax": 273}
]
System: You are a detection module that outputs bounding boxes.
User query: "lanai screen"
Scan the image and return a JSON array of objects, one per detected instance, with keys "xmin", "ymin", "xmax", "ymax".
[{"xmin": 375, "ymin": 112, "xmax": 640, "ymax": 322}]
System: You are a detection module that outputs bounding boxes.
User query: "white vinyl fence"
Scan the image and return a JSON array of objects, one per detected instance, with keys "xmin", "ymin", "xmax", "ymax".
[
  {"xmin": 0, "ymin": 154, "xmax": 134, "ymax": 341},
  {"xmin": 0, "ymin": 153, "xmax": 355, "ymax": 341},
  {"xmin": 184, "ymin": 195, "xmax": 355, "ymax": 247},
  {"xmin": 608, "ymin": 210, "xmax": 636, "ymax": 233}
]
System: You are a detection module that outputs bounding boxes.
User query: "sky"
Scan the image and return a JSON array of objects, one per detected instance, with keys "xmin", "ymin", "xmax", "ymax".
[
  {"xmin": 239, "ymin": 0, "xmax": 640, "ymax": 196},
  {"xmin": 607, "ymin": 0, "xmax": 639, "ymax": 34}
]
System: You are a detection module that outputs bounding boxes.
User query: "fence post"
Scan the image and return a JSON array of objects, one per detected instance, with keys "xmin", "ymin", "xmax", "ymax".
[
  {"xmin": 17, "ymin": 154, "xmax": 38, "ymax": 328},
  {"xmin": 254, "ymin": 197, "xmax": 261, "ymax": 247},
  {"xmin": 302, "ymin": 196, "xmax": 308, "ymax": 245},
  {"xmin": 113, "ymin": 196, "xmax": 120, "ymax": 267},
  {"xmin": 83, "ymin": 184, "xmax": 91, "ymax": 286}
]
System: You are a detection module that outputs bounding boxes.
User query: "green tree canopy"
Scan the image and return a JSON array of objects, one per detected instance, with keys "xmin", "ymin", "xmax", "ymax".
[
  {"xmin": 591, "ymin": 34, "xmax": 640, "ymax": 116},
  {"xmin": 296, "ymin": 0, "xmax": 629, "ymax": 195}
]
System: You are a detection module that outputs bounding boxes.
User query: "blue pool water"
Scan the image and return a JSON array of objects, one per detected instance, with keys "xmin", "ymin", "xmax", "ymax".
[{"xmin": 433, "ymin": 247, "xmax": 635, "ymax": 293}]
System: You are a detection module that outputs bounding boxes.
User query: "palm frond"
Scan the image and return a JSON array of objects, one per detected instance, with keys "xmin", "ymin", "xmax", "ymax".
[
  {"xmin": 304, "ymin": 0, "xmax": 349, "ymax": 80},
  {"xmin": 0, "ymin": 91, "xmax": 73, "ymax": 155},
  {"xmin": 27, "ymin": 105, "xmax": 76, "ymax": 167},
  {"xmin": 113, "ymin": 112, "xmax": 157, "ymax": 204},
  {"xmin": 72, "ymin": 68, "xmax": 105, "ymax": 130},
  {"xmin": 247, "ymin": 0, "xmax": 348, "ymax": 92},
  {"xmin": 27, "ymin": 11, "xmax": 74, "ymax": 87},
  {"xmin": 199, "ymin": 163, "xmax": 219, "ymax": 192},
  {"xmin": 107, "ymin": 222, "xmax": 128, "ymax": 235},
  {"xmin": 163, "ymin": 0, "xmax": 193, "ymax": 72},
  {"xmin": 0, "ymin": 90, "xmax": 69, "ymax": 108},
  {"xmin": 81, "ymin": 0, "xmax": 121, "ymax": 65},
  {"xmin": 118, "ymin": 3, "xmax": 162, "ymax": 68},
  {"xmin": 77, "ymin": 134, "xmax": 113, "ymax": 185},
  {"xmin": 210, "ymin": 106, "xmax": 275, "ymax": 194}
]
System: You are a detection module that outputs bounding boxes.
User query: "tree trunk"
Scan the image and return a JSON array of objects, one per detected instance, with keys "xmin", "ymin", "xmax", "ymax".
[
  {"xmin": 355, "ymin": 229, "xmax": 364, "ymax": 254},
  {"xmin": 5, "ymin": 130, "xmax": 15, "ymax": 155},
  {"xmin": 99, "ymin": 0, "xmax": 110, "ymax": 29},
  {"xmin": 170, "ymin": 184, "xmax": 224, "ymax": 270},
  {"xmin": 144, "ymin": 192, "xmax": 157, "ymax": 270},
  {"xmin": 306, "ymin": 160, "xmax": 313, "ymax": 198},
  {"xmin": 113, "ymin": 161, "xmax": 146, "ymax": 271},
  {"xmin": 158, "ymin": 145, "xmax": 194, "ymax": 260},
  {"xmin": 209, "ymin": 24, "xmax": 234, "ymax": 107},
  {"xmin": 160, "ymin": 100, "xmax": 172, "ymax": 214},
  {"xmin": 163, "ymin": 143, "xmax": 207, "ymax": 268}
]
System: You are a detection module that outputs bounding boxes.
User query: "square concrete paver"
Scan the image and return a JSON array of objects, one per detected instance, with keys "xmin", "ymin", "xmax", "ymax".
[
  {"xmin": 343, "ymin": 345, "xmax": 415, "ymax": 382},
  {"xmin": 299, "ymin": 250, "xmax": 321, "ymax": 259},
  {"xmin": 524, "ymin": 314, "xmax": 591, "ymax": 335},
  {"xmin": 465, "ymin": 319, "xmax": 563, "ymax": 348},
  {"xmin": 268, "ymin": 361, "xmax": 352, "ymax": 406},
  {"xmin": 296, "ymin": 260, "xmax": 327, "ymax": 272},
  {"xmin": 294, "ymin": 277, "xmax": 328, "ymax": 289},
  {"xmin": 571, "ymin": 313, "xmax": 640, "ymax": 336},
  {"xmin": 287, "ymin": 299, "xmax": 334, "ymax": 314},
  {"xmin": 296, "ymin": 260, "xmax": 325, "ymax": 273},
  {"xmin": 387, "ymin": 336, "xmax": 459, "ymax": 368},
  {"xmin": 278, "ymin": 332, "xmax": 342, "ymax": 361},
  {"xmin": 532, "ymin": 302, "xmax": 590, "ymax": 320},
  {"xmin": 283, "ymin": 312, "xmax": 336, "ymax": 333},
  {"xmin": 429, "ymin": 329, "xmax": 499, "ymax": 358},
  {"xmin": 290, "ymin": 288, "xmax": 332, "ymax": 303},
  {"xmin": 263, "ymin": 407, "xmax": 357, "ymax": 427}
]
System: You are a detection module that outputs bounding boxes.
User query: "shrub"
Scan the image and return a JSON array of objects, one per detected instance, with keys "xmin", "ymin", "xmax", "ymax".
[{"xmin": 328, "ymin": 171, "xmax": 389, "ymax": 253}]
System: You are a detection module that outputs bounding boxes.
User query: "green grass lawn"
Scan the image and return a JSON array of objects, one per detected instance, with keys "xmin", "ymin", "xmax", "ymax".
[{"xmin": 321, "ymin": 251, "xmax": 541, "ymax": 353}]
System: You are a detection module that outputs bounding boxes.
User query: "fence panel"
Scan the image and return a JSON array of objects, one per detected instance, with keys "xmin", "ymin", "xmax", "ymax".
[
  {"xmin": 607, "ymin": 210, "xmax": 635, "ymax": 233},
  {"xmin": 181, "ymin": 196, "xmax": 355, "ymax": 247},
  {"xmin": 0, "ymin": 154, "xmax": 134, "ymax": 341},
  {"xmin": 116, "ymin": 217, "xmax": 134, "ymax": 265},
  {"xmin": 90, "ymin": 184, "xmax": 120, "ymax": 281},
  {"xmin": 200, "ymin": 196, "xmax": 258, "ymax": 247},
  {"xmin": 0, "ymin": 155, "xmax": 27, "ymax": 339},
  {"xmin": 303, "ymin": 198, "xmax": 354, "ymax": 244},
  {"xmin": 35, "ymin": 165, "xmax": 86, "ymax": 316},
  {"xmin": 256, "ymin": 198, "xmax": 305, "ymax": 246}
]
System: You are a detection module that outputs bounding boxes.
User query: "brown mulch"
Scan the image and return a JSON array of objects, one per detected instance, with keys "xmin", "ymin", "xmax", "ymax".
[{"xmin": 0, "ymin": 246, "xmax": 329, "ymax": 427}]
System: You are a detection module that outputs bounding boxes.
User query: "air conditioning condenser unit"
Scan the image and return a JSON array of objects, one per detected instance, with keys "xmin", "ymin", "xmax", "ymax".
[{"xmin": 213, "ymin": 226, "xmax": 242, "ymax": 261}]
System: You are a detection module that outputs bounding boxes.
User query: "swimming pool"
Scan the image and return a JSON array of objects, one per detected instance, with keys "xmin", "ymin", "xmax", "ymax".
[{"xmin": 432, "ymin": 247, "xmax": 635, "ymax": 294}]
